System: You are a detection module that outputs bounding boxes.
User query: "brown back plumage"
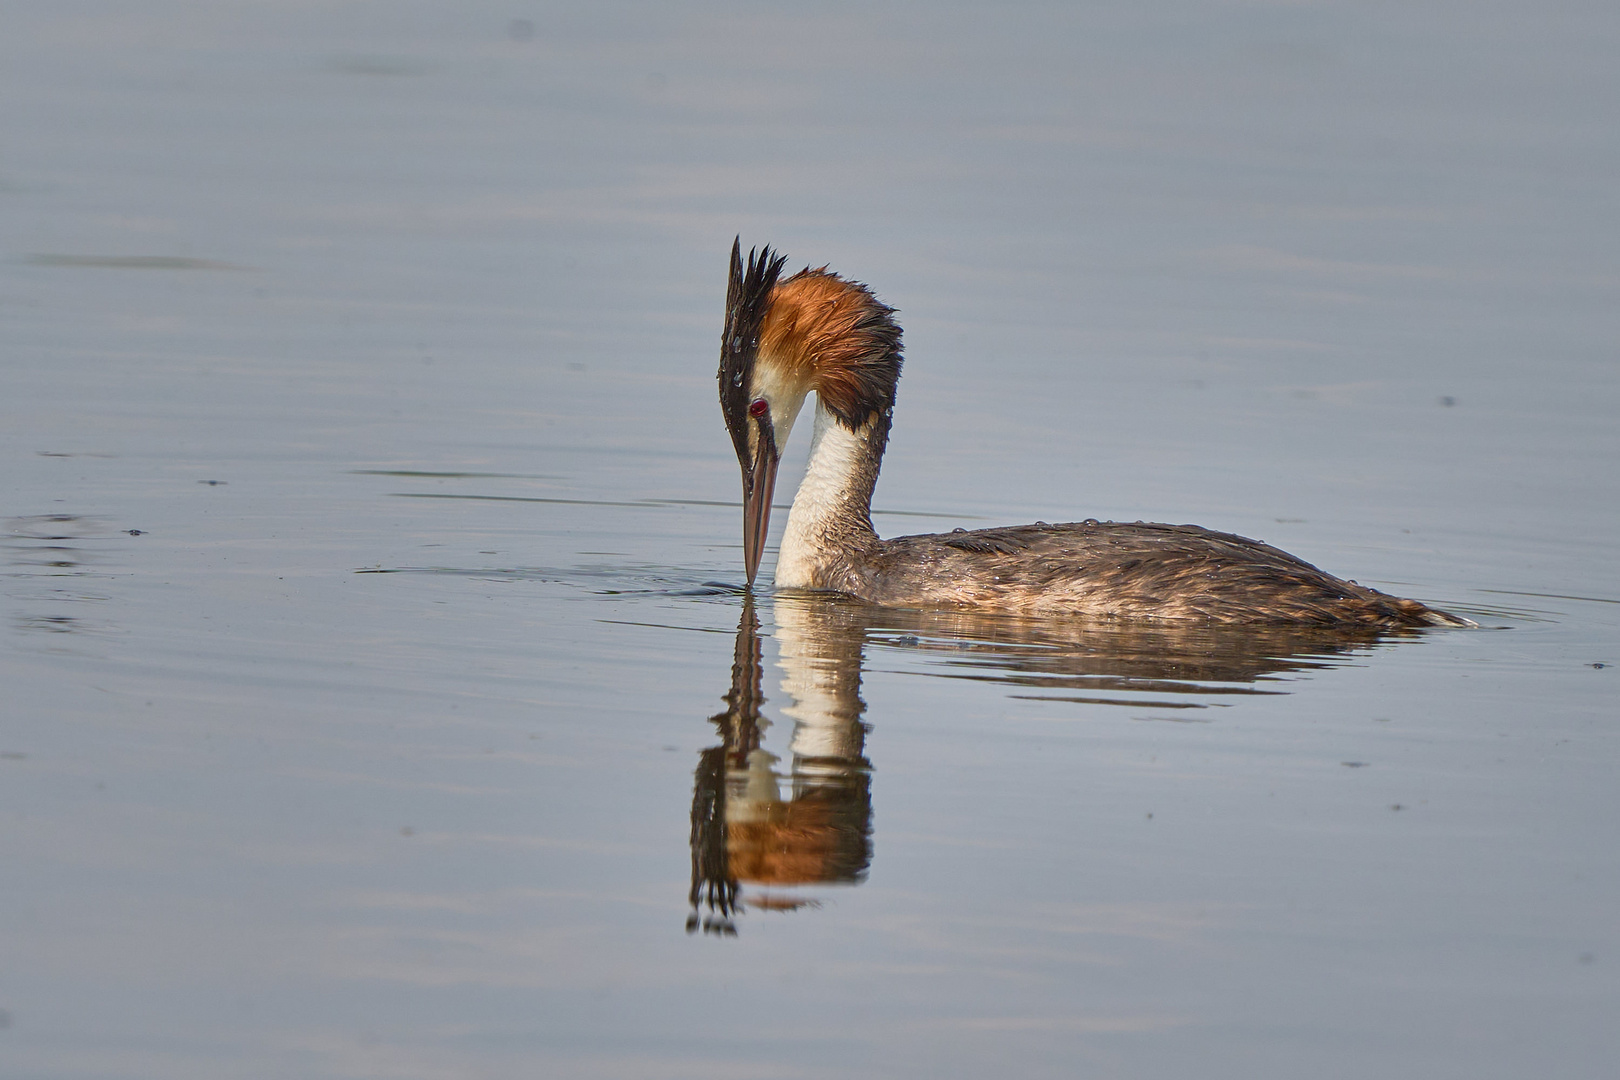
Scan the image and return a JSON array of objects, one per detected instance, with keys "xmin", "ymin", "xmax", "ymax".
[{"xmin": 857, "ymin": 521, "xmax": 1471, "ymax": 627}]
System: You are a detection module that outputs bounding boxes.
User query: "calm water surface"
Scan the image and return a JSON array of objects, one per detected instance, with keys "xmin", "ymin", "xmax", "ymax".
[{"xmin": 2, "ymin": 3, "xmax": 1617, "ymax": 1078}]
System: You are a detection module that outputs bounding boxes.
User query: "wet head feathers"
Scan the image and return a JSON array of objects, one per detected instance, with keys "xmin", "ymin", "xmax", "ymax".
[
  {"xmin": 719, "ymin": 239, "xmax": 788, "ymax": 457},
  {"xmin": 721, "ymin": 240, "xmax": 903, "ymax": 438},
  {"xmin": 759, "ymin": 268, "xmax": 903, "ymax": 430}
]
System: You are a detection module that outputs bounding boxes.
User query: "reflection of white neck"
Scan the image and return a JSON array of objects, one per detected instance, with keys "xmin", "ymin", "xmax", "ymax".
[
  {"xmin": 776, "ymin": 398, "xmax": 869, "ymax": 589},
  {"xmin": 775, "ymin": 597, "xmax": 863, "ymax": 762},
  {"xmin": 727, "ymin": 748, "xmax": 781, "ymax": 824}
]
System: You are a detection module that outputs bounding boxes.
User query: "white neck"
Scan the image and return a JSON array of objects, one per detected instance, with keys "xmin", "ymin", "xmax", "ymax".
[{"xmin": 774, "ymin": 398, "xmax": 873, "ymax": 589}]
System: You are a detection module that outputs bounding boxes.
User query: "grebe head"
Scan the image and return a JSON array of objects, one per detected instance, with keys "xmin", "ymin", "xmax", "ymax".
[{"xmin": 718, "ymin": 238, "xmax": 904, "ymax": 585}]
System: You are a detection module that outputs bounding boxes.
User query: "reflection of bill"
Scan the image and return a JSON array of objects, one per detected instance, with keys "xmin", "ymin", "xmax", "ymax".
[
  {"xmin": 687, "ymin": 591, "xmax": 1409, "ymax": 934},
  {"xmin": 688, "ymin": 597, "xmax": 872, "ymax": 936}
]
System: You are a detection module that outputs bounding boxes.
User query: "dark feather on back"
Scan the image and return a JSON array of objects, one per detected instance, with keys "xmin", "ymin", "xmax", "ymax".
[{"xmin": 857, "ymin": 520, "xmax": 1469, "ymax": 627}]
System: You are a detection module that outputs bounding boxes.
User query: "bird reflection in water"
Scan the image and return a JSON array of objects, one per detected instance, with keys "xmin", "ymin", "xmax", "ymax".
[
  {"xmin": 688, "ymin": 596, "xmax": 872, "ymax": 935},
  {"xmin": 687, "ymin": 592, "xmax": 1421, "ymax": 935}
]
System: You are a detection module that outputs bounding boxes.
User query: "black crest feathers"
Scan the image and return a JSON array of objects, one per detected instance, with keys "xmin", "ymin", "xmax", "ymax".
[{"xmin": 719, "ymin": 238, "xmax": 787, "ymax": 456}]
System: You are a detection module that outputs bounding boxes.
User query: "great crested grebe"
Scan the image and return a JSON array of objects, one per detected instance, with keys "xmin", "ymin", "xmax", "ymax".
[{"xmin": 718, "ymin": 240, "xmax": 1470, "ymax": 627}]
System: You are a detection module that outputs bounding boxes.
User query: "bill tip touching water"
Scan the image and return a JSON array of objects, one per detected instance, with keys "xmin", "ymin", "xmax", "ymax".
[{"xmin": 718, "ymin": 237, "xmax": 1472, "ymax": 628}]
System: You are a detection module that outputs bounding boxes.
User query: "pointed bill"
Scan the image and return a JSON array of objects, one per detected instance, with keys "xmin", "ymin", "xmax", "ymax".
[
  {"xmin": 741, "ymin": 421, "xmax": 778, "ymax": 586},
  {"xmin": 718, "ymin": 238, "xmax": 788, "ymax": 586}
]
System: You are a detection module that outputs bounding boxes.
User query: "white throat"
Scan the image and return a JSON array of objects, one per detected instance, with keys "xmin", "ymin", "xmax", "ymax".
[{"xmin": 774, "ymin": 397, "xmax": 870, "ymax": 589}]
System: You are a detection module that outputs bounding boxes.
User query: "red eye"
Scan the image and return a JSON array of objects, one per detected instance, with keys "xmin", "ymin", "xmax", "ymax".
[{"xmin": 748, "ymin": 399, "xmax": 769, "ymax": 419}]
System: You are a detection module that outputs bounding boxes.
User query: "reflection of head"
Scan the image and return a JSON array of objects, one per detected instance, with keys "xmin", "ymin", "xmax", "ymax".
[
  {"xmin": 725, "ymin": 773, "xmax": 871, "ymax": 886},
  {"xmin": 688, "ymin": 598, "xmax": 874, "ymax": 934}
]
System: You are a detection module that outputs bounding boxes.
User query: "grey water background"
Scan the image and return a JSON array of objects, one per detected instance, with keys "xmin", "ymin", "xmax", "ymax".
[{"xmin": 2, "ymin": 2, "xmax": 1617, "ymax": 1077}]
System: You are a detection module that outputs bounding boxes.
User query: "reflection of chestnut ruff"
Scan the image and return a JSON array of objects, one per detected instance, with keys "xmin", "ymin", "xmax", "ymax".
[
  {"xmin": 688, "ymin": 599, "xmax": 873, "ymax": 935},
  {"xmin": 725, "ymin": 783, "xmax": 871, "ymax": 886}
]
